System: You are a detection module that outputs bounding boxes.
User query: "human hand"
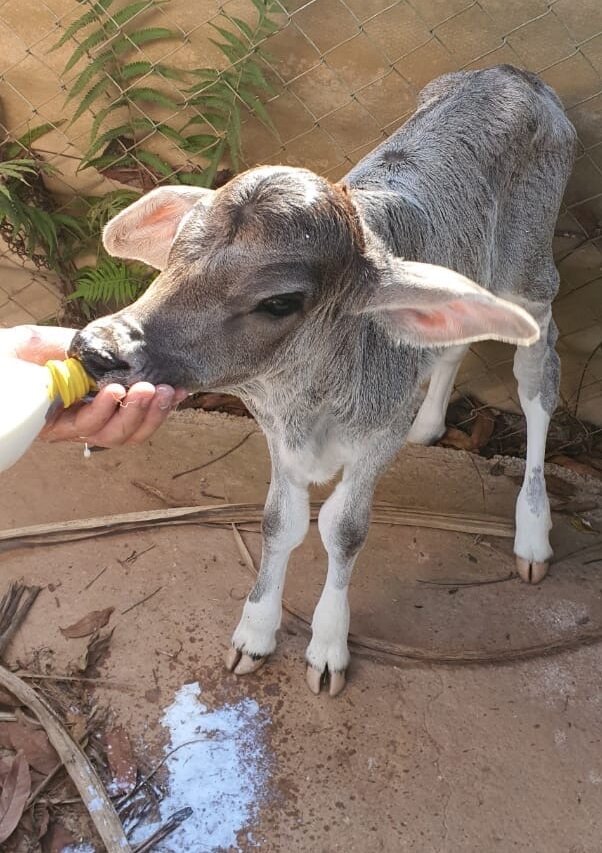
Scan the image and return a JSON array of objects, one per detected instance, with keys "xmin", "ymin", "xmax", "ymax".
[{"xmin": 0, "ymin": 324, "xmax": 187, "ymax": 446}]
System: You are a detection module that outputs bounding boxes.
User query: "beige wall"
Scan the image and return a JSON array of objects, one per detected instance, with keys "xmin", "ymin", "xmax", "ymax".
[{"xmin": 1, "ymin": 0, "xmax": 601, "ymax": 422}]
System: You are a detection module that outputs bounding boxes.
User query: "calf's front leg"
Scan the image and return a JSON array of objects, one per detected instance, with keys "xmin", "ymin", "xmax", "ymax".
[
  {"xmin": 306, "ymin": 461, "xmax": 379, "ymax": 697},
  {"xmin": 226, "ymin": 460, "xmax": 309, "ymax": 675}
]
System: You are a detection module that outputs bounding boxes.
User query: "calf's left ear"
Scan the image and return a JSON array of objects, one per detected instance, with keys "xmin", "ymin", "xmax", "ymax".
[
  {"xmin": 103, "ymin": 185, "xmax": 214, "ymax": 270},
  {"xmin": 363, "ymin": 260, "xmax": 540, "ymax": 347}
]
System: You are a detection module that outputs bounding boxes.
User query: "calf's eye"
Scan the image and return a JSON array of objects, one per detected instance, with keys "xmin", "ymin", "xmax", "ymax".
[{"xmin": 255, "ymin": 293, "xmax": 303, "ymax": 318}]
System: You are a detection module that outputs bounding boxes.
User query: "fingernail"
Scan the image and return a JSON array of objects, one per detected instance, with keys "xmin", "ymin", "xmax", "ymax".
[{"xmin": 157, "ymin": 385, "xmax": 175, "ymax": 410}]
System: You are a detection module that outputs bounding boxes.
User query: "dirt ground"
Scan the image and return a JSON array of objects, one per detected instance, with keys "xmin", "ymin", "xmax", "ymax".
[{"xmin": 1, "ymin": 410, "xmax": 602, "ymax": 853}]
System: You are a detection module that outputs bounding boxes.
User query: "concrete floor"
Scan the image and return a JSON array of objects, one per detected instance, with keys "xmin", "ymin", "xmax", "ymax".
[{"xmin": 1, "ymin": 411, "xmax": 602, "ymax": 852}]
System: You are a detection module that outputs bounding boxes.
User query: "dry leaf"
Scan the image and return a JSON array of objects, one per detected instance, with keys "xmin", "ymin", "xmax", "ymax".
[
  {"xmin": 438, "ymin": 427, "xmax": 473, "ymax": 451},
  {"xmin": 75, "ymin": 628, "xmax": 114, "ymax": 674},
  {"xmin": 0, "ymin": 722, "xmax": 59, "ymax": 775},
  {"xmin": 42, "ymin": 821, "xmax": 77, "ymax": 853},
  {"xmin": 0, "ymin": 751, "xmax": 31, "ymax": 843},
  {"xmin": 469, "ymin": 410, "xmax": 495, "ymax": 450},
  {"xmin": 65, "ymin": 710, "xmax": 88, "ymax": 745},
  {"xmin": 60, "ymin": 607, "xmax": 114, "ymax": 639},
  {"xmin": 34, "ymin": 802, "xmax": 50, "ymax": 841},
  {"xmin": 570, "ymin": 515, "xmax": 598, "ymax": 534},
  {"xmin": 105, "ymin": 727, "xmax": 137, "ymax": 796},
  {"xmin": 0, "ymin": 687, "xmax": 20, "ymax": 708},
  {"xmin": 550, "ymin": 455, "xmax": 602, "ymax": 481}
]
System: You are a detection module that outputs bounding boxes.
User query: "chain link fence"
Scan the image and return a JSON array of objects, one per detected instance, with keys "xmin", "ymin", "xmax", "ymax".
[{"xmin": 0, "ymin": 0, "xmax": 601, "ymax": 423}]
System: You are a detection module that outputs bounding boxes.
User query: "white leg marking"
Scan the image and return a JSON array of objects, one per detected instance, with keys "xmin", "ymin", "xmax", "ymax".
[
  {"xmin": 306, "ymin": 584, "xmax": 351, "ymax": 675},
  {"xmin": 407, "ymin": 345, "xmax": 468, "ymax": 444},
  {"xmin": 306, "ymin": 471, "xmax": 375, "ymax": 695},
  {"xmin": 227, "ymin": 474, "xmax": 309, "ymax": 673},
  {"xmin": 513, "ymin": 311, "xmax": 557, "ymax": 584},
  {"xmin": 232, "ymin": 595, "xmax": 283, "ymax": 659},
  {"xmin": 514, "ymin": 393, "xmax": 553, "ymax": 565}
]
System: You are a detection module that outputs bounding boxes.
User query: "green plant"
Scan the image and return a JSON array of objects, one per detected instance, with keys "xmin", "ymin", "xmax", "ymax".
[
  {"xmin": 53, "ymin": 0, "xmax": 186, "ymax": 179},
  {"xmin": 0, "ymin": 125, "xmax": 142, "ymax": 316},
  {"xmin": 182, "ymin": 0, "xmax": 279, "ymax": 187},
  {"xmin": 0, "ymin": 124, "xmax": 85, "ymax": 275},
  {"xmin": 53, "ymin": 0, "xmax": 279, "ymax": 187},
  {"xmin": 69, "ymin": 257, "xmax": 153, "ymax": 314},
  {"xmin": 0, "ymin": 0, "xmax": 280, "ymax": 317}
]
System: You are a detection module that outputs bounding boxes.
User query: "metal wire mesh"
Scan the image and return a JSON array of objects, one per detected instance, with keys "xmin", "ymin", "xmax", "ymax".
[{"xmin": 0, "ymin": 0, "xmax": 601, "ymax": 423}]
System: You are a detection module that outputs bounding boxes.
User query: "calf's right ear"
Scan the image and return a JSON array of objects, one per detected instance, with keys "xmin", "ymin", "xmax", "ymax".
[
  {"xmin": 363, "ymin": 260, "xmax": 540, "ymax": 347},
  {"xmin": 103, "ymin": 185, "xmax": 214, "ymax": 270}
]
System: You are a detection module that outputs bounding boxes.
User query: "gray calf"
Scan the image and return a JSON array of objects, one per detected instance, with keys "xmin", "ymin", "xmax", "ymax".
[{"xmin": 72, "ymin": 65, "xmax": 576, "ymax": 695}]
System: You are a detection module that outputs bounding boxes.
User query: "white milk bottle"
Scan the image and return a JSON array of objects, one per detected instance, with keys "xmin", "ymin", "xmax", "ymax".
[{"xmin": 0, "ymin": 357, "xmax": 95, "ymax": 472}]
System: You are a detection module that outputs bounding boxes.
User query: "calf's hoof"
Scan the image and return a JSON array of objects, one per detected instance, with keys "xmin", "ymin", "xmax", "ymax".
[
  {"xmin": 515, "ymin": 556, "xmax": 549, "ymax": 584},
  {"xmin": 305, "ymin": 665, "xmax": 346, "ymax": 697},
  {"xmin": 225, "ymin": 647, "xmax": 267, "ymax": 675}
]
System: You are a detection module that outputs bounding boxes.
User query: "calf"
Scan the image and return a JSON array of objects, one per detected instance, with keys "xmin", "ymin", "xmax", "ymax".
[{"xmin": 72, "ymin": 66, "xmax": 576, "ymax": 695}]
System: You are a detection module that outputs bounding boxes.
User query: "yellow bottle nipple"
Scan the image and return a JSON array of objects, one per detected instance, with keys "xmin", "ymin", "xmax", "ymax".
[{"xmin": 45, "ymin": 357, "xmax": 96, "ymax": 408}]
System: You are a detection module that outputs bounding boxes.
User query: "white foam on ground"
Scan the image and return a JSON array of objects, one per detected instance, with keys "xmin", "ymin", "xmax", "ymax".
[{"xmin": 131, "ymin": 682, "xmax": 270, "ymax": 851}]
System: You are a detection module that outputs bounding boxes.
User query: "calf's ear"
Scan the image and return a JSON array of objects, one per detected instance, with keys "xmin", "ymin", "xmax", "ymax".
[
  {"xmin": 103, "ymin": 186, "xmax": 214, "ymax": 270},
  {"xmin": 363, "ymin": 260, "xmax": 539, "ymax": 347}
]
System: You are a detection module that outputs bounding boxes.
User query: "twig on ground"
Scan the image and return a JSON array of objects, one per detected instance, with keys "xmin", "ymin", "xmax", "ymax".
[
  {"xmin": 0, "ymin": 502, "xmax": 515, "ymax": 550},
  {"xmin": 231, "ymin": 524, "xmax": 255, "ymax": 574},
  {"xmin": 417, "ymin": 573, "xmax": 515, "ymax": 587},
  {"xmin": 133, "ymin": 807, "xmax": 193, "ymax": 853},
  {"xmin": 0, "ymin": 665, "xmax": 131, "ymax": 852},
  {"xmin": 574, "ymin": 340, "xmax": 602, "ymax": 417},
  {"xmin": 121, "ymin": 586, "xmax": 163, "ymax": 616},
  {"xmin": 16, "ymin": 672, "xmax": 123, "ymax": 685},
  {"xmin": 171, "ymin": 431, "xmax": 258, "ymax": 479},
  {"xmin": 131, "ymin": 480, "xmax": 189, "ymax": 507},
  {"xmin": 83, "ymin": 565, "xmax": 108, "ymax": 591},
  {"xmin": 116, "ymin": 739, "xmax": 208, "ymax": 811},
  {"xmin": 117, "ymin": 545, "xmax": 156, "ymax": 568},
  {"xmin": 0, "ymin": 583, "xmax": 41, "ymax": 657}
]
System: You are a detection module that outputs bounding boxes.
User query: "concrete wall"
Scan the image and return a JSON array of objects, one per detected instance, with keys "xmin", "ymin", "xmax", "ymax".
[{"xmin": 1, "ymin": 0, "xmax": 601, "ymax": 422}]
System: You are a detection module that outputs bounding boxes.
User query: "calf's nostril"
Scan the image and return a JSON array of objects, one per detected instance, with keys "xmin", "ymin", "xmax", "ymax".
[
  {"xmin": 80, "ymin": 349, "xmax": 131, "ymax": 380},
  {"xmin": 68, "ymin": 331, "xmax": 131, "ymax": 380}
]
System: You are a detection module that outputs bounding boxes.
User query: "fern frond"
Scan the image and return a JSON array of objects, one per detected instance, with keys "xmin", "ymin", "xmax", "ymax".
[
  {"xmin": 70, "ymin": 257, "xmax": 149, "ymax": 306},
  {"xmin": 51, "ymin": 212, "xmax": 88, "ymax": 240},
  {"xmin": 85, "ymin": 189, "xmax": 141, "ymax": 233},
  {"xmin": 237, "ymin": 85, "xmax": 275, "ymax": 130},
  {"xmin": 118, "ymin": 59, "xmax": 154, "ymax": 80},
  {"xmin": 180, "ymin": 134, "xmax": 220, "ymax": 154},
  {"xmin": 70, "ymin": 76, "xmax": 113, "ymax": 124},
  {"xmin": 123, "ymin": 87, "xmax": 181, "ymax": 109},
  {"xmin": 228, "ymin": 16, "xmax": 255, "ymax": 42},
  {"xmin": 52, "ymin": 0, "xmax": 115, "ymax": 50},
  {"xmin": 63, "ymin": 23, "xmax": 116, "ymax": 73},
  {"xmin": 0, "ymin": 159, "xmax": 39, "ymax": 181},
  {"xmin": 67, "ymin": 51, "xmax": 114, "ymax": 99},
  {"xmin": 83, "ymin": 152, "xmax": 139, "ymax": 173},
  {"xmin": 176, "ymin": 171, "xmax": 211, "ymax": 187},
  {"xmin": 104, "ymin": 0, "xmax": 156, "ymax": 30},
  {"xmin": 84, "ymin": 117, "xmax": 155, "ymax": 160},
  {"xmin": 109, "ymin": 27, "xmax": 179, "ymax": 53},
  {"xmin": 135, "ymin": 149, "xmax": 174, "ymax": 177}
]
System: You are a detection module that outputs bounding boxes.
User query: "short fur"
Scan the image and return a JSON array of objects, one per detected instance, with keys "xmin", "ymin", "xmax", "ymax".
[{"xmin": 71, "ymin": 66, "xmax": 577, "ymax": 694}]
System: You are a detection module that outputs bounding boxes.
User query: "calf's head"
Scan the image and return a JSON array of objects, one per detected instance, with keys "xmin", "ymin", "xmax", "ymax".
[{"xmin": 71, "ymin": 165, "xmax": 539, "ymax": 392}]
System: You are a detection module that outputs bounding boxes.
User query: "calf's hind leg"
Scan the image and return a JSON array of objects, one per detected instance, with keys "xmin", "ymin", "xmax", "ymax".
[
  {"xmin": 407, "ymin": 344, "xmax": 468, "ymax": 445},
  {"xmin": 513, "ymin": 311, "xmax": 559, "ymax": 583}
]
